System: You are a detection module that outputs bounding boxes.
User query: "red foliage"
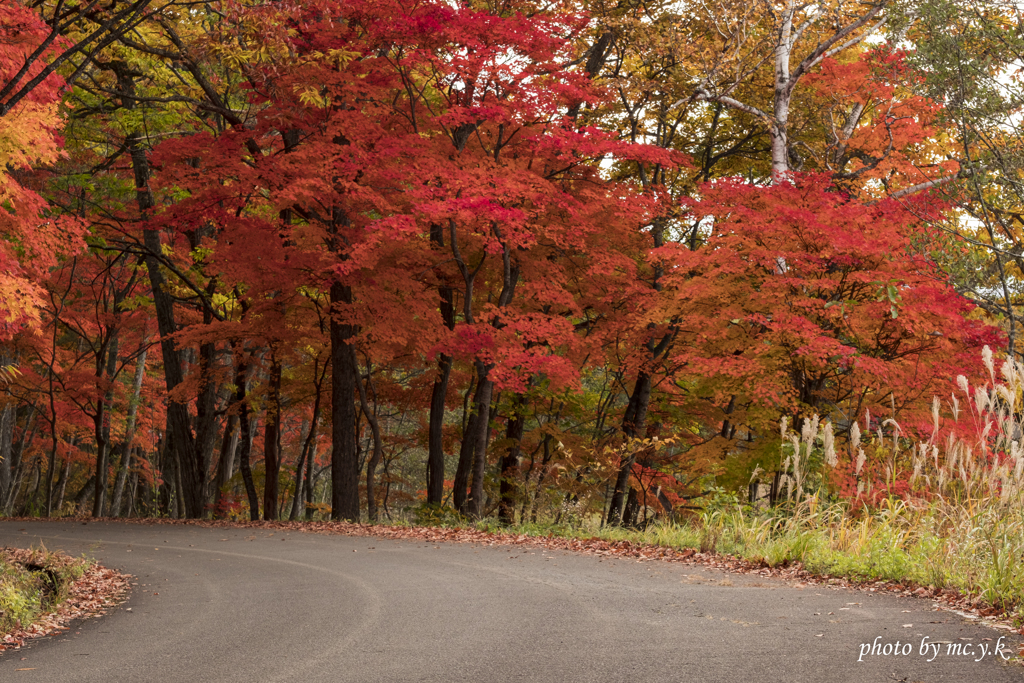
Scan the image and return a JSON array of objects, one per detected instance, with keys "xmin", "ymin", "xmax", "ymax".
[
  {"xmin": 647, "ymin": 174, "xmax": 1000, "ymax": 431},
  {"xmin": 146, "ymin": 0, "xmax": 666, "ymax": 390},
  {"xmin": 0, "ymin": 4, "xmax": 83, "ymax": 336}
]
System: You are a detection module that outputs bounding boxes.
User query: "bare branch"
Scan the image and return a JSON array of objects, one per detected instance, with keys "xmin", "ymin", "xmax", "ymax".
[
  {"xmin": 693, "ymin": 88, "xmax": 771, "ymax": 124},
  {"xmin": 788, "ymin": 5, "xmax": 888, "ymax": 88}
]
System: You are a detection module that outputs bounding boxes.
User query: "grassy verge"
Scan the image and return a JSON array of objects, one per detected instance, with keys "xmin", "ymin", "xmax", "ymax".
[
  {"xmin": 0, "ymin": 546, "xmax": 91, "ymax": 636},
  {"xmin": 463, "ymin": 495, "xmax": 1024, "ymax": 624}
]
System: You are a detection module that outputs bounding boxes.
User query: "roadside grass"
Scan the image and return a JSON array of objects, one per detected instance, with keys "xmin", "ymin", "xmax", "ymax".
[
  {"xmin": 0, "ymin": 546, "xmax": 91, "ymax": 634},
  {"xmin": 458, "ymin": 494, "xmax": 1024, "ymax": 623},
  {"xmin": 465, "ymin": 350, "xmax": 1024, "ymax": 623}
]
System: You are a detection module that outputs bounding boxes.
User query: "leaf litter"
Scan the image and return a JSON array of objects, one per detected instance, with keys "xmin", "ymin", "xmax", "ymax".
[{"xmin": 0, "ymin": 547, "xmax": 130, "ymax": 653}]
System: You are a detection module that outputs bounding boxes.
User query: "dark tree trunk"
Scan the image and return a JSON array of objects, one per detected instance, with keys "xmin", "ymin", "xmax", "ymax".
[
  {"xmin": 288, "ymin": 416, "xmax": 317, "ymax": 521},
  {"xmin": 233, "ymin": 352, "xmax": 260, "ymax": 521},
  {"xmin": 142, "ymin": 220, "xmax": 205, "ymax": 516},
  {"xmin": 263, "ymin": 354, "xmax": 283, "ymax": 521},
  {"xmin": 357, "ymin": 368, "xmax": 383, "ymax": 522},
  {"xmin": 607, "ymin": 370, "xmax": 652, "ymax": 525},
  {"xmin": 466, "ymin": 361, "xmax": 495, "ymax": 519},
  {"xmin": 117, "ymin": 62, "xmax": 204, "ymax": 519},
  {"xmin": 194, "ymin": 336, "xmax": 220, "ymax": 511},
  {"xmin": 330, "ymin": 280, "xmax": 360, "ymax": 522},
  {"xmin": 769, "ymin": 470, "xmax": 784, "ymax": 506},
  {"xmin": 427, "ymin": 355, "xmax": 452, "ymax": 505},
  {"xmin": 498, "ymin": 394, "xmax": 527, "ymax": 525},
  {"xmin": 623, "ymin": 487, "xmax": 641, "ymax": 527},
  {"xmin": 607, "ymin": 216, "xmax": 673, "ymax": 526},
  {"xmin": 304, "ymin": 437, "xmax": 317, "ymax": 520},
  {"xmin": 156, "ymin": 435, "xmax": 173, "ymax": 517},
  {"xmin": 465, "ymin": 249, "xmax": 518, "ymax": 519},
  {"xmin": 44, "ymin": 428, "xmax": 58, "ymax": 518},
  {"xmin": 427, "ymin": 222, "xmax": 456, "ymax": 506},
  {"xmin": 453, "ymin": 375, "xmax": 482, "ymax": 514},
  {"xmin": 173, "ymin": 454, "xmax": 185, "ymax": 518},
  {"xmin": 73, "ymin": 474, "xmax": 95, "ymax": 512},
  {"xmin": 0, "ymin": 397, "xmax": 13, "ymax": 510}
]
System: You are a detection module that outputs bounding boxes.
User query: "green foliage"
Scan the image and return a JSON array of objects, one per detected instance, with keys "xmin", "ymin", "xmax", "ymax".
[
  {"xmin": 413, "ymin": 503, "xmax": 466, "ymax": 528},
  {"xmin": 0, "ymin": 559, "xmax": 41, "ymax": 631},
  {"xmin": 0, "ymin": 547, "xmax": 90, "ymax": 634}
]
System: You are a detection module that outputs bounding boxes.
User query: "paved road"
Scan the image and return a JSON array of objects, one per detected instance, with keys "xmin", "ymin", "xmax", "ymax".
[{"xmin": 0, "ymin": 521, "xmax": 1019, "ymax": 682}]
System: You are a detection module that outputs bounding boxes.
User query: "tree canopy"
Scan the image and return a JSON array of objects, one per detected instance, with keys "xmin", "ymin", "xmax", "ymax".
[{"xmin": 0, "ymin": 0, "xmax": 1012, "ymax": 524}]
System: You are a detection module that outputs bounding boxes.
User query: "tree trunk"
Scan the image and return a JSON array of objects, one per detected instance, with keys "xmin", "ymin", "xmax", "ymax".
[
  {"xmin": 498, "ymin": 394, "xmax": 527, "ymax": 525},
  {"xmin": 427, "ymin": 221, "xmax": 456, "ymax": 506},
  {"xmin": 288, "ymin": 418, "xmax": 311, "ymax": 521},
  {"xmin": 44, "ymin": 436, "xmax": 58, "ymax": 518},
  {"xmin": 126, "ymin": 471, "xmax": 139, "ymax": 518},
  {"xmin": 607, "ymin": 370, "xmax": 652, "ymax": 525},
  {"xmin": 357, "ymin": 369, "xmax": 384, "ymax": 522},
  {"xmin": 330, "ymin": 279, "xmax": 360, "ymax": 522},
  {"xmin": 194, "ymin": 337, "xmax": 220, "ymax": 513},
  {"xmin": 304, "ymin": 437, "xmax": 317, "ymax": 520},
  {"xmin": 54, "ymin": 458, "xmax": 71, "ymax": 513},
  {"xmin": 73, "ymin": 474, "xmax": 95, "ymax": 512},
  {"xmin": 453, "ymin": 376, "xmax": 481, "ymax": 514},
  {"xmin": 769, "ymin": 1, "xmax": 797, "ymax": 182},
  {"xmin": 0, "ymin": 395, "xmax": 13, "ymax": 508},
  {"xmin": 92, "ymin": 330, "xmax": 120, "ymax": 517},
  {"xmin": 157, "ymin": 435, "xmax": 173, "ymax": 517},
  {"xmin": 467, "ymin": 361, "xmax": 495, "ymax": 519},
  {"xmin": 427, "ymin": 353, "xmax": 452, "ymax": 505},
  {"xmin": 110, "ymin": 348, "xmax": 147, "ymax": 516},
  {"xmin": 213, "ymin": 413, "xmax": 239, "ymax": 517},
  {"xmin": 173, "ymin": 453, "xmax": 185, "ymax": 518},
  {"xmin": 142, "ymin": 221, "xmax": 204, "ymax": 516},
  {"xmin": 465, "ymin": 245, "xmax": 519, "ymax": 520},
  {"xmin": 233, "ymin": 352, "xmax": 260, "ymax": 521},
  {"xmin": 263, "ymin": 353, "xmax": 283, "ymax": 521},
  {"xmin": 528, "ymin": 435, "xmax": 556, "ymax": 524},
  {"xmin": 290, "ymin": 357, "xmax": 326, "ymax": 520},
  {"xmin": 3, "ymin": 408, "xmax": 37, "ymax": 516},
  {"xmin": 117, "ymin": 62, "xmax": 205, "ymax": 519}
]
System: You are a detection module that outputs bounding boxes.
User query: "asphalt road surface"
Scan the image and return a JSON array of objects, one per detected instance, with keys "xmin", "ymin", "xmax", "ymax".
[{"xmin": 0, "ymin": 521, "xmax": 1020, "ymax": 682}]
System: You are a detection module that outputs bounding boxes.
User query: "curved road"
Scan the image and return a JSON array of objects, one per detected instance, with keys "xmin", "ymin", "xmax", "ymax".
[{"xmin": 0, "ymin": 521, "xmax": 1019, "ymax": 682}]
